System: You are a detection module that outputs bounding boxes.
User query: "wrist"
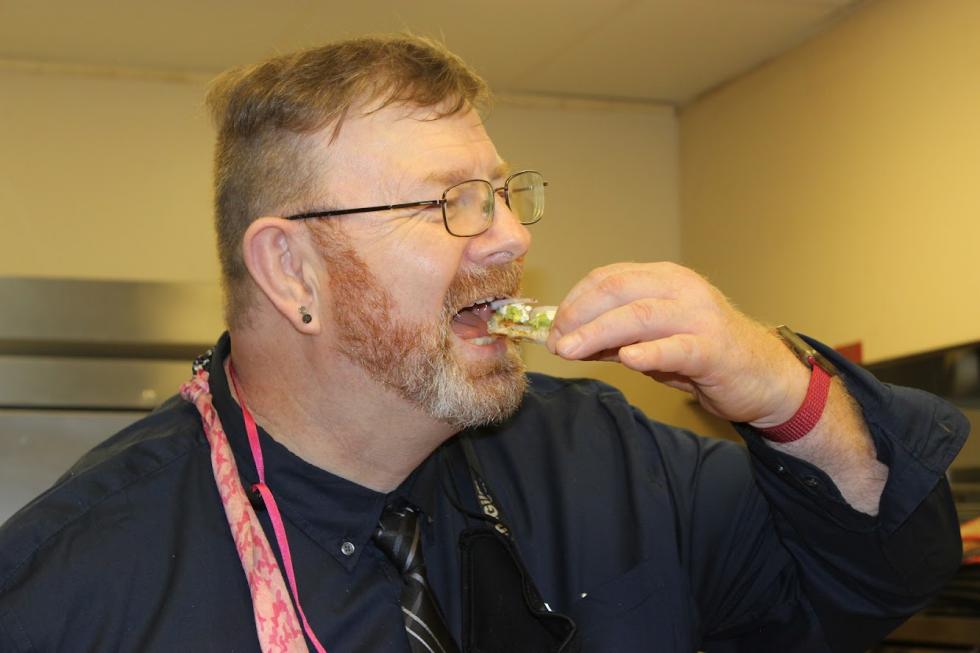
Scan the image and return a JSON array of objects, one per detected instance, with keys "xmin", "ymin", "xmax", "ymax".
[
  {"xmin": 748, "ymin": 347, "xmax": 810, "ymax": 429},
  {"xmin": 750, "ymin": 327, "xmax": 838, "ymax": 443},
  {"xmin": 757, "ymin": 361, "xmax": 833, "ymax": 442}
]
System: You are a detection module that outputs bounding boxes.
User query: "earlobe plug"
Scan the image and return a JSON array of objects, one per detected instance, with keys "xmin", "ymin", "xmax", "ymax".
[{"xmin": 299, "ymin": 306, "xmax": 313, "ymax": 324}]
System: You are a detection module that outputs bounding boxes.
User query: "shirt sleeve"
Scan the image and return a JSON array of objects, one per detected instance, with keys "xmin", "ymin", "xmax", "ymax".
[
  {"xmin": 0, "ymin": 611, "xmax": 31, "ymax": 653},
  {"xmin": 708, "ymin": 336, "xmax": 968, "ymax": 651}
]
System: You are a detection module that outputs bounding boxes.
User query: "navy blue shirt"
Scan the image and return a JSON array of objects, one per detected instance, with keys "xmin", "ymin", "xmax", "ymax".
[{"xmin": 0, "ymin": 333, "xmax": 968, "ymax": 652}]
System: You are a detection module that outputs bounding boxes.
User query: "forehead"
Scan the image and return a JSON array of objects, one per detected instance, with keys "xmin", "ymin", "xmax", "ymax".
[{"xmin": 321, "ymin": 104, "xmax": 502, "ymax": 195}]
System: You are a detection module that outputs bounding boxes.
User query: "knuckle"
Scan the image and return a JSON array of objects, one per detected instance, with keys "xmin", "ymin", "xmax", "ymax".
[
  {"xmin": 577, "ymin": 322, "xmax": 598, "ymax": 342},
  {"xmin": 677, "ymin": 334, "xmax": 699, "ymax": 361},
  {"xmin": 586, "ymin": 265, "xmax": 613, "ymax": 284},
  {"xmin": 629, "ymin": 299, "xmax": 657, "ymax": 328},
  {"xmin": 553, "ymin": 304, "xmax": 581, "ymax": 333},
  {"xmin": 661, "ymin": 260, "xmax": 685, "ymax": 275},
  {"xmin": 621, "ymin": 344, "xmax": 645, "ymax": 366},
  {"xmin": 596, "ymin": 273, "xmax": 627, "ymax": 297},
  {"xmin": 664, "ymin": 261, "xmax": 696, "ymax": 281},
  {"xmin": 597, "ymin": 262, "xmax": 630, "ymax": 275},
  {"xmin": 652, "ymin": 260, "xmax": 686, "ymax": 280}
]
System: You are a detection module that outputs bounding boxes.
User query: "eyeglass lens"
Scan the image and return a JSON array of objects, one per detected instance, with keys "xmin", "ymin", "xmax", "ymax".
[{"xmin": 443, "ymin": 171, "xmax": 546, "ymax": 237}]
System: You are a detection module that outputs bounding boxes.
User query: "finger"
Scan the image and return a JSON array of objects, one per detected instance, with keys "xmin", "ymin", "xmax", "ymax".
[
  {"xmin": 551, "ymin": 263, "xmax": 694, "ymax": 345},
  {"xmin": 563, "ymin": 261, "xmax": 702, "ymax": 310},
  {"xmin": 645, "ymin": 371, "xmax": 696, "ymax": 394},
  {"xmin": 554, "ymin": 298, "xmax": 685, "ymax": 360},
  {"xmin": 618, "ymin": 334, "xmax": 711, "ymax": 379},
  {"xmin": 548, "ymin": 265, "xmax": 635, "ymax": 350},
  {"xmin": 556, "ymin": 262, "xmax": 637, "ymax": 310},
  {"xmin": 582, "ymin": 347, "xmax": 622, "ymax": 363}
]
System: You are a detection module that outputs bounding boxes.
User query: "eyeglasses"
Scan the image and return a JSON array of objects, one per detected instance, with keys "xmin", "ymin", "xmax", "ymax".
[{"xmin": 284, "ymin": 169, "xmax": 548, "ymax": 237}]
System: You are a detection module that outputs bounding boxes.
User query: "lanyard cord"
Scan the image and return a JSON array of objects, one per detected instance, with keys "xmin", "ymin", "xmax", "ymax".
[
  {"xmin": 228, "ymin": 362, "xmax": 328, "ymax": 653},
  {"xmin": 459, "ymin": 437, "xmax": 511, "ymax": 538},
  {"xmin": 437, "ymin": 447, "xmax": 506, "ymax": 532}
]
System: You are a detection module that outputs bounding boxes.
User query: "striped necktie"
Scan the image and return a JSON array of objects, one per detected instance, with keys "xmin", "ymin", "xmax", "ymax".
[{"xmin": 373, "ymin": 500, "xmax": 460, "ymax": 653}]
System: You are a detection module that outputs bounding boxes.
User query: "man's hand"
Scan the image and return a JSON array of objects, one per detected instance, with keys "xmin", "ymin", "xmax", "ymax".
[
  {"xmin": 546, "ymin": 262, "xmax": 808, "ymax": 426},
  {"xmin": 546, "ymin": 261, "xmax": 888, "ymax": 515}
]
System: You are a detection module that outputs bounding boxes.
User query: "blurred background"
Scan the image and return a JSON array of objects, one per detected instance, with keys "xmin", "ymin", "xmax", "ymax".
[{"xmin": 1, "ymin": 1, "xmax": 979, "ymax": 645}]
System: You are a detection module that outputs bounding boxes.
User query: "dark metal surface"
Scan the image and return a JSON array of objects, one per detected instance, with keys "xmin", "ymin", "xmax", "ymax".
[
  {"xmin": 0, "ymin": 355, "xmax": 191, "ymax": 410},
  {"xmin": 865, "ymin": 341, "xmax": 980, "ymax": 409},
  {"xmin": 0, "ymin": 277, "xmax": 222, "ymax": 408},
  {"xmin": 0, "ymin": 276, "xmax": 222, "ymax": 355},
  {"xmin": 883, "ymin": 614, "xmax": 980, "ymax": 648}
]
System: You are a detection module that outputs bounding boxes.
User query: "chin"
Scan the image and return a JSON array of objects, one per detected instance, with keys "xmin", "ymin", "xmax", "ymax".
[{"xmin": 430, "ymin": 346, "xmax": 528, "ymax": 430}]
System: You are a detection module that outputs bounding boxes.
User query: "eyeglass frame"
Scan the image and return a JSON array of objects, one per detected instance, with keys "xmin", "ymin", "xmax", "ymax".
[{"xmin": 282, "ymin": 169, "xmax": 548, "ymax": 237}]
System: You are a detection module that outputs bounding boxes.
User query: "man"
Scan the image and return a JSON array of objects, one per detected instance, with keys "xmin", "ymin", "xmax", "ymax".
[{"xmin": 0, "ymin": 35, "xmax": 967, "ymax": 652}]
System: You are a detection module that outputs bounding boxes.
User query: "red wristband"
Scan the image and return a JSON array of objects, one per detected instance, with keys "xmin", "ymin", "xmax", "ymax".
[{"xmin": 758, "ymin": 356, "xmax": 833, "ymax": 443}]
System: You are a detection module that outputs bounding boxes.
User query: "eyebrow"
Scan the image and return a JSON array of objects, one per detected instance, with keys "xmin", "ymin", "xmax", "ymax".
[{"xmin": 423, "ymin": 161, "xmax": 511, "ymax": 188}]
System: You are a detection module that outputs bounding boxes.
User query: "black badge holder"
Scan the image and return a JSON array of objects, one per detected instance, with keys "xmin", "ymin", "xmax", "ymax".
[{"xmin": 455, "ymin": 437, "xmax": 579, "ymax": 653}]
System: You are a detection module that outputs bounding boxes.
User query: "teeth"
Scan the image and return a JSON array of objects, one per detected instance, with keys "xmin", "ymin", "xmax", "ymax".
[
  {"xmin": 490, "ymin": 297, "xmax": 534, "ymax": 310},
  {"xmin": 459, "ymin": 295, "xmax": 507, "ymax": 312},
  {"xmin": 468, "ymin": 336, "xmax": 497, "ymax": 345}
]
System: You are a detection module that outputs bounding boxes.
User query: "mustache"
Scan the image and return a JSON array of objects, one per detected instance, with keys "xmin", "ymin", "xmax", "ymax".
[{"xmin": 444, "ymin": 263, "xmax": 524, "ymax": 316}]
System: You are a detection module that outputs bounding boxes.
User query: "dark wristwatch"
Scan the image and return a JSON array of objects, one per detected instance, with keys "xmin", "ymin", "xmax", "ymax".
[{"xmin": 774, "ymin": 325, "xmax": 838, "ymax": 377}]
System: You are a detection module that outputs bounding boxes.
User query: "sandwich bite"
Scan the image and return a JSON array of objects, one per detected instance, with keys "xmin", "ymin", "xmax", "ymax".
[{"xmin": 487, "ymin": 299, "xmax": 557, "ymax": 344}]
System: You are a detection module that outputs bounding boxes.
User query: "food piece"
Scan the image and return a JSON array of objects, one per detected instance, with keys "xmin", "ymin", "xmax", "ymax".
[{"xmin": 487, "ymin": 300, "xmax": 557, "ymax": 344}]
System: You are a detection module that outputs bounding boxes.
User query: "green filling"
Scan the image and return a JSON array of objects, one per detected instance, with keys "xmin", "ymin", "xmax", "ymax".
[
  {"xmin": 529, "ymin": 313, "xmax": 553, "ymax": 329},
  {"xmin": 499, "ymin": 303, "xmax": 531, "ymax": 322}
]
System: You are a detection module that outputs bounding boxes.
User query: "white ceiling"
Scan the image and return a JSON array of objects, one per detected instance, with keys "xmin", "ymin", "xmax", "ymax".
[{"xmin": 0, "ymin": 0, "xmax": 862, "ymax": 105}]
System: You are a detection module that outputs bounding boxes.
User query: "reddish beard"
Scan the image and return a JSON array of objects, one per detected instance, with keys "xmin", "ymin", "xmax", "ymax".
[{"xmin": 311, "ymin": 225, "xmax": 527, "ymax": 427}]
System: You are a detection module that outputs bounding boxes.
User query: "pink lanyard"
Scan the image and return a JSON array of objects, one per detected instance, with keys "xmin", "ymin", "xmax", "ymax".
[
  {"xmin": 180, "ymin": 365, "xmax": 328, "ymax": 653},
  {"xmin": 228, "ymin": 362, "xmax": 329, "ymax": 653}
]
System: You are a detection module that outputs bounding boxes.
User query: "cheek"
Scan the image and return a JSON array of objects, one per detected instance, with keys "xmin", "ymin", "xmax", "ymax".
[
  {"xmin": 414, "ymin": 250, "xmax": 466, "ymax": 312},
  {"xmin": 368, "ymin": 237, "xmax": 467, "ymax": 318}
]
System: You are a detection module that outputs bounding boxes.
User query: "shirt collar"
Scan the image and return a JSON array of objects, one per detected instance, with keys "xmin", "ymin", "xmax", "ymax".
[{"xmin": 206, "ymin": 332, "xmax": 442, "ymax": 571}]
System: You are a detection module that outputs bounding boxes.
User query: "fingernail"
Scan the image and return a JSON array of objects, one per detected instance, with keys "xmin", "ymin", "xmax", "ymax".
[{"xmin": 558, "ymin": 333, "xmax": 581, "ymax": 357}]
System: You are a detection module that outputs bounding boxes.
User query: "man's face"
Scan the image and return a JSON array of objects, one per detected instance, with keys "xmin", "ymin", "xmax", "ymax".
[{"xmin": 309, "ymin": 104, "xmax": 533, "ymax": 428}]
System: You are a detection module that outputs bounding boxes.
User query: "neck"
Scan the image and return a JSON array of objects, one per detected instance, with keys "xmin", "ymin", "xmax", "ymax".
[{"xmin": 227, "ymin": 329, "xmax": 456, "ymax": 493}]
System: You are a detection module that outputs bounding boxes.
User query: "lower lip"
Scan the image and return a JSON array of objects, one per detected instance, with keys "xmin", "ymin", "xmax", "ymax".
[{"xmin": 458, "ymin": 334, "xmax": 507, "ymax": 353}]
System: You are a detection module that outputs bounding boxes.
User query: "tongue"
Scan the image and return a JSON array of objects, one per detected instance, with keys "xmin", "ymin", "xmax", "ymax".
[{"xmin": 451, "ymin": 304, "xmax": 493, "ymax": 339}]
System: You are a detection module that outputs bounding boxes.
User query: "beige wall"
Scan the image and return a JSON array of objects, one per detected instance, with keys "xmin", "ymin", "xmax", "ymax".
[
  {"xmin": 680, "ymin": 0, "xmax": 980, "ymax": 363},
  {"xmin": 1, "ymin": 65, "xmax": 707, "ymax": 429},
  {"xmin": 0, "ymin": 68, "xmax": 216, "ymax": 283}
]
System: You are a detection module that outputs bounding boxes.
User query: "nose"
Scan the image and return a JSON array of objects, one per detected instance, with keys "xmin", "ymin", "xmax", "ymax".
[{"xmin": 465, "ymin": 194, "xmax": 532, "ymax": 265}]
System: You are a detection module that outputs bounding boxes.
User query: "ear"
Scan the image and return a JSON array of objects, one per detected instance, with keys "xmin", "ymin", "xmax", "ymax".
[{"xmin": 241, "ymin": 217, "xmax": 323, "ymax": 335}]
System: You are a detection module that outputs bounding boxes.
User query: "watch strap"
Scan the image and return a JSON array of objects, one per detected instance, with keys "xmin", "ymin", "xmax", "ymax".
[{"xmin": 759, "ymin": 355, "xmax": 833, "ymax": 443}]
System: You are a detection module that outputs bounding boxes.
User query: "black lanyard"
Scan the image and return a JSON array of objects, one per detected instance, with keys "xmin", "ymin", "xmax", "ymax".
[
  {"xmin": 460, "ymin": 436, "xmax": 512, "ymax": 537},
  {"xmin": 452, "ymin": 435, "xmax": 580, "ymax": 653}
]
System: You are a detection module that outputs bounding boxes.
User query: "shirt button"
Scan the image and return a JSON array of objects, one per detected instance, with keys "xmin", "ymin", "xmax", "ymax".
[
  {"xmin": 802, "ymin": 476, "xmax": 820, "ymax": 488},
  {"xmin": 775, "ymin": 464, "xmax": 786, "ymax": 474},
  {"xmin": 341, "ymin": 541, "xmax": 356, "ymax": 556}
]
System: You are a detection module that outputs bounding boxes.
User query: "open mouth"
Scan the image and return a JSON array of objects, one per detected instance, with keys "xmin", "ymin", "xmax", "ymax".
[
  {"xmin": 451, "ymin": 297, "xmax": 534, "ymax": 345},
  {"xmin": 451, "ymin": 296, "xmax": 507, "ymax": 345}
]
